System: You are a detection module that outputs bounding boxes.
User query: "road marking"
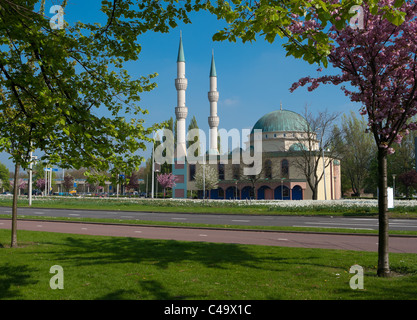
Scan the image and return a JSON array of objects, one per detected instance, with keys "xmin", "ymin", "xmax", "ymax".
[
  {"xmin": 34, "ymin": 212, "xmax": 45, "ymax": 215},
  {"xmin": 304, "ymin": 222, "xmax": 378, "ymax": 227},
  {"xmin": 199, "ymin": 234, "xmax": 208, "ymax": 237},
  {"xmin": 37, "ymin": 225, "xmax": 42, "ymax": 227},
  {"xmin": 121, "ymin": 216, "xmax": 134, "ymax": 218},
  {"xmin": 292, "ymin": 225, "xmax": 374, "ymax": 230},
  {"xmin": 134, "ymin": 231, "xmax": 142, "ymax": 233},
  {"xmin": 277, "ymin": 238, "xmax": 289, "ymax": 241},
  {"xmin": 68, "ymin": 214, "xmax": 80, "ymax": 216},
  {"xmin": 4, "ymin": 210, "xmax": 11, "ymax": 213},
  {"xmin": 232, "ymin": 220, "xmax": 250, "ymax": 223},
  {"xmin": 81, "ymin": 228, "xmax": 88, "ymax": 230},
  {"xmin": 171, "ymin": 218, "xmax": 187, "ymax": 220}
]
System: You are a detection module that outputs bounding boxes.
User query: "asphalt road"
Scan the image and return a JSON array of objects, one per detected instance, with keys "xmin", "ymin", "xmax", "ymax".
[
  {"xmin": 2, "ymin": 206, "xmax": 417, "ymax": 231},
  {"xmin": 1, "ymin": 219, "xmax": 417, "ymax": 253}
]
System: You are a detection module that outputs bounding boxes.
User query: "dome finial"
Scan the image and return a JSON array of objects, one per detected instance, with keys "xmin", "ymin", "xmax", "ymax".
[{"xmin": 280, "ymin": 101, "xmax": 282, "ymax": 111}]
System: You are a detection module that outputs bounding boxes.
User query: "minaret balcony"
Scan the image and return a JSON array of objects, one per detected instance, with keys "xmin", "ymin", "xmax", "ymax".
[
  {"xmin": 175, "ymin": 106, "xmax": 188, "ymax": 119},
  {"xmin": 175, "ymin": 78, "xmax": 188, "ymax": 90},
  {"xmin": 208, "ymin": 116, "xmax": 219, "ymax": 127},
  {"xmin": 208, "ymin": 91, "xmax": 219, "ymax": 102}
]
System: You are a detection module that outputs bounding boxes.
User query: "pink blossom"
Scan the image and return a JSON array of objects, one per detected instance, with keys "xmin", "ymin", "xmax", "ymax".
[{"xmin": 289, "ymin": 1, "xmax": 417, "ymax": 153}]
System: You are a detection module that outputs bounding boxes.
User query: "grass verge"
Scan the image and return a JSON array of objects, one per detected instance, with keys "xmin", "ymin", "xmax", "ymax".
[{"xmin": 1, "ymin": 229, "xmax": 417, "ymax": 300}]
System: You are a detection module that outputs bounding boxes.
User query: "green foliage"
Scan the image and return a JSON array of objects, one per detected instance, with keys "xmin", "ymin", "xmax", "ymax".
[
  {"xmin": 0, "ymin": 162, "xmax": 10, "ymax": 190},
  {"xmin": 0, "ymin": 0, "xmax": 202, "ymax": 181},
  {"xmin": 206, "ymin": 0, "xmax": 406, "ymax": 66}
]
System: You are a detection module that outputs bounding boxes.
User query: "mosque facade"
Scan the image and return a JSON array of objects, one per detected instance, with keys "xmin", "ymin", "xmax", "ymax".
[{"xmin": 170, "ymin": 36, "xmax": 341, "ymax": 200}]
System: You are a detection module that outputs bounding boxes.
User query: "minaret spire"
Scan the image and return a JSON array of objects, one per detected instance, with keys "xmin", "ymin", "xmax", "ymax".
[
  {"xmin": 175, "ymin": 33, "xmax": 188, "ymax": 160},
  {"xmin": 177, "ymin": 31, "xmax": 185, "ymax": 63},
  {"xmin": 208, "ymin": 50, "xmax": 219, "ymax": 155}
]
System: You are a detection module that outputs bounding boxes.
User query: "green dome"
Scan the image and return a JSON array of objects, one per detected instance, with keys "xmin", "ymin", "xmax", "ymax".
[
  {"xmin": 289, "ymin": 143, "xmax": 307, "ymax": 151},
  {"xmin": 251, "ymin": 109, "xmax": 307, "ymax": 134}
]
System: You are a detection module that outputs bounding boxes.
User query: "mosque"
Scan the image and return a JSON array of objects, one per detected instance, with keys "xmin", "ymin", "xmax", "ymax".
[{"xmin": 170, "ymin": 36, "xmax": 341, "ymax": 200}]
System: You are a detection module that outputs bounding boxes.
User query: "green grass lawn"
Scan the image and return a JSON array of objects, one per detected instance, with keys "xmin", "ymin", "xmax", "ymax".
[{"xmin": 1, "ymin": 229, "xmax": 417, "ymax": 300}]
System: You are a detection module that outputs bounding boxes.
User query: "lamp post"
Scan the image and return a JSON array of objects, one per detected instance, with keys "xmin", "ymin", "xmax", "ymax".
[
  {"xmin": 151, "ymin": 142, "xmax": 155, "ymax": 199},
  {"xmin": 203, "ymin": 162, "xmax": 205, "ymax": 200},
  {"xmin": 281, "ymin": 178, "xmax": 284, "ymax": 200},
  {"xmin": 392, "ymin": 174, "xmax": 396, "ymax": 198},
  {"xmin": 322, "ymin": 147, "xmax": 327, "ymax": 200},
  {"xmin": 28, "ymin": 153, "xmax": 37, "ymax": 206}
]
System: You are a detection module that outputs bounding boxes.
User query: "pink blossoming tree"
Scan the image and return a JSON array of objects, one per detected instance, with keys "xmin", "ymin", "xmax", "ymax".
[
  {"xmin": 36, "ymin": 178, "xmax": 46, "ymax": 191},
  {"xmin": 157, "ymin": 173, "xmax": 177, "ymax": 198},
  {"xmin": 290, "ymin": 0, "xmax": 416, "ymax": 277}
]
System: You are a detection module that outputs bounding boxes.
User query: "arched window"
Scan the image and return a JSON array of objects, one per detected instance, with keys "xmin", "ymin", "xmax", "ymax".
[
  {"xmin": 232, "ymin": 164, "xmax": 240, "ymax": 180},
  {"xmin": 189, "ymin": 164, "xmax": 196, "ymax": 181},
  {"xmin": 281, "ymin": 159, "xmax": 289, "ymax": 178},
  {"xmin": 218, "ymin": 163, "xmax": 225, "ymax": 180},
  {"xmin": 265, "ymin": 159, "xmax": 272, "ymax": 179}
]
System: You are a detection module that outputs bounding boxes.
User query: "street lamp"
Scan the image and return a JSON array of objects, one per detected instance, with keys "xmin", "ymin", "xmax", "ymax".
[
  {"xmin": 392, "ymin": 174, "xmax": 397, "ymax": 198},
  {"xmin": 28, "ymin": 153, "xmax": 37, "ymax": 206},
  {"xmin": 322, "ymin": 147, "xmax": 327, "ymax": 200}
]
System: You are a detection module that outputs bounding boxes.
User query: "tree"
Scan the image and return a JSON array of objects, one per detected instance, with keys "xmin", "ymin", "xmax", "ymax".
[
  {"xmin": 398, "ymin": 170, "xmax": 417, "ymax": 198},
  {"xmin": 0, "ymin": 0, "xmax": 197, "ymax": 247},
  {"xmin": 63, "ymin": 175, "xmax": 74, "ymax": 192},
  {"xmin": 10, "ymin": 179, "xmax": 27, "ymax": 195},
  {"xmin": 365, "ymin": 130, "xmax": 417, "ymax": 196},
  {"xmin": 240, "ymin": 158, "xmax": 279, "ymax": 199},
  {"xmin": 207, "ymin": 0, "xmax": 406, "ymax": 66},
  {"xmin": 194, "ymin": 164, "xmax": 218, "ymax": 199},
  {"xmin": 126, "ymin": 172, "xmax": 140, "ymax": 192},
  {"xmin": 36, "ymin": 178, "xmax": 46, "ymax": 192},
  {"xmin": 288, "ymin": 106, "xmax": 339, "ymax": 200},
  {"xmin": 157, "ymin": 173, "xmax": 177, "ymax": 198},
  {"xmin": 333, "ymin": 111, "xmax": 375, "ymax": 197},
  {"xmin": 0, "ymin": 162, "xmax": 10, "ymax": 191},
  {"xmin": 289, "ymin": 1, "xmax": 417, "ymax": 277},
  {"xmin": 187, "ymin": 115, "xmax": 201, "ymax": 157}
]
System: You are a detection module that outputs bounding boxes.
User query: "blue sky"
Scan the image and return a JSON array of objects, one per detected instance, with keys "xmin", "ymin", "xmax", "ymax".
[{"xmin": 0, "ymin": 0, "xmax": 361, "ymax": 171}]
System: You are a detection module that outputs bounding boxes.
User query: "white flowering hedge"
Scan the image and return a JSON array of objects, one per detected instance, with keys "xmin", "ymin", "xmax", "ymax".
[{"xmin": 1, "ymin": 195, "xmax": 417, "ymax": 212}]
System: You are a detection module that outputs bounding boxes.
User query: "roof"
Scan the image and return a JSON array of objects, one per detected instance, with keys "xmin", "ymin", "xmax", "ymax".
[
  {"xmin": 210, "ymin": 52, "xmax": 217, "ymax": 77},
  {"xmin": 177, "ymin": 34, "xmax": 185, "ymax": 62},
  {"xmin": 251, "ymin": 109, "xmax": 308, "ymax": 133}
]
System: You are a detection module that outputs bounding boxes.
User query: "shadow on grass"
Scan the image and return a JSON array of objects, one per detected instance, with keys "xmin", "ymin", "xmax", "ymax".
[
  {"xmin": 0, "ymin": 263, "xmax": 38, "ymax": 299},
  {"xmin": 39, "ymin": 236, "xmax": 296, "ymax": 299},
  {"xmin": 49, "ymin": 236, "xmax": 265, "ymax": 270}
]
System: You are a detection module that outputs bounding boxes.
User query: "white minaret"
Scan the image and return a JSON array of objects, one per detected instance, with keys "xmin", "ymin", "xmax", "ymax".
[
  {"xmin": 208, "ymin": 51, "xmax": 219, "ymax": 154},
  {"xmin": 175, "ymin": 33, "xmax": 188, "ymax": 160}
]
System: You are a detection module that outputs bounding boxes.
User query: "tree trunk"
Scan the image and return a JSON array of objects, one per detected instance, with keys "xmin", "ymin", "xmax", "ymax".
[
  {"xmin": 377, "ymin": 148, "xmax": 390, "ymax": 277},
  {"xmin": 11, "ymin": 163, "xmax": 20, "ymax": 248},
  {"xmin": 311, "ymin": 183, "xmax": 318, "ymax": 200}
]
